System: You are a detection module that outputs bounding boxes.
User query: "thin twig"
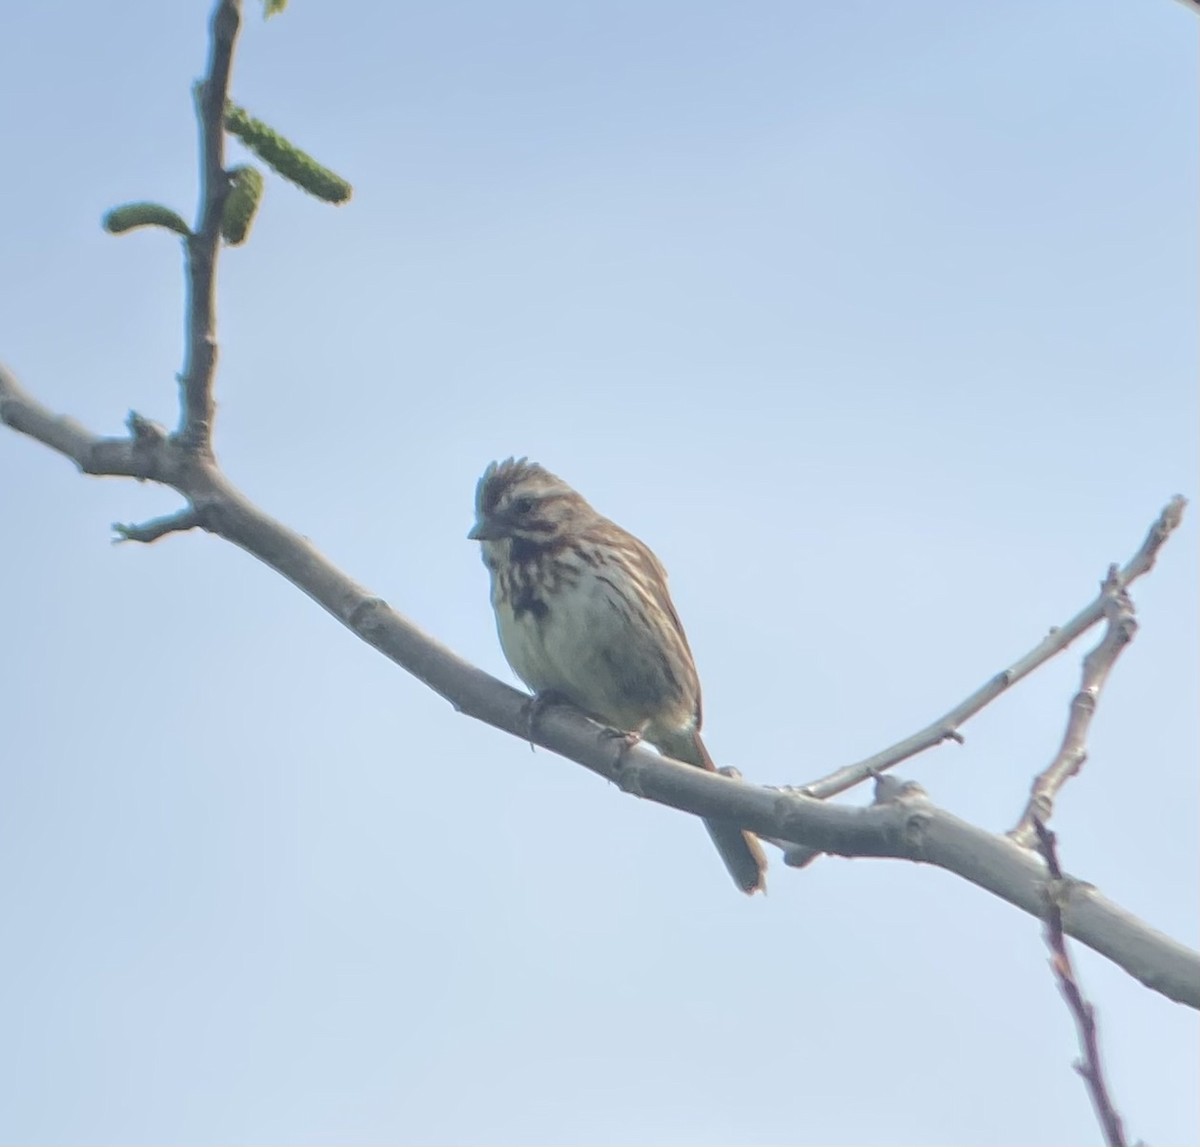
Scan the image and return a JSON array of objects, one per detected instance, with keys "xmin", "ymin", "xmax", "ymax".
[
  {"xmin": 794, "ymin": 496, "xmax": 1186, "ymax": 802},
  {"xmin": 113, "ymin": 507, "xmax": 203, "ymax": 544},
  {"xmin": 1034, "ymin": 819, "xmax": 1131, "ymax": 1147},
  {"xmin": 177, "ymin": 0, "xmax": 242, "ymax": 455},
  {"xmin": 1009, "ymin": 569, "xmax": 1138, "ymax": 847}
]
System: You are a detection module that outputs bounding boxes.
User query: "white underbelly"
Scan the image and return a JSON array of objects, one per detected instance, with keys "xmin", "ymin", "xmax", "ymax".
[{"xmin": 493, "ymin": 567, "xmax": 648, "ymax": 729}]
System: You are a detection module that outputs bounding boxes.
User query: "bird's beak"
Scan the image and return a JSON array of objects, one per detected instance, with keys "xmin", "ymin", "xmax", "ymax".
[{"xmin": 467, "ymin": 518, "xmax": 505, "ymax": 541}]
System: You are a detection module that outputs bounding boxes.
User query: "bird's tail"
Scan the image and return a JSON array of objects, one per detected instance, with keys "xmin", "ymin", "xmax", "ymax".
[{"xmin": 655, "ymin": 728, "xmax": 768, "ymax": 895}]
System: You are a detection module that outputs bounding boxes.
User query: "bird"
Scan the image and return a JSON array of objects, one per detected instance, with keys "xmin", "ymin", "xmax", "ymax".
[{"xmin": 468, "ymin": 457, "xmax": 767, "ymax": 894}]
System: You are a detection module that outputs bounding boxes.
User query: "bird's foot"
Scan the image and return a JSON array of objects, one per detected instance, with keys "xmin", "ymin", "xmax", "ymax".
[
  {"xmin": 599, "ymin": 726, "xmax": 645, "ymax": 781},
  {"xmin": 599, "ymin": 726, "xmax": 642, "ymax": 748}
]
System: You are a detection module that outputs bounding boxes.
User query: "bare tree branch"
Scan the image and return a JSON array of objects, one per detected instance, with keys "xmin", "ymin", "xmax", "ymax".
[
  {"xmin": 795, "ymin": 495, "xmax": 1187, "ymax": 803},
  {"xmin": 1, "ymin": 0, "xmax": 1196, "ymax": 1018},
  {"xmin": 3, "ymin": 361, "xmax": 1198, "ymax": 1007},
  {"xmin": 1009, "ymin": 569, "xmax": 1138, "ymax": 847},
  {"xmin": 0, "ymin": 373, "xmax": 167, "ymax": 481},
  {"xmin": 600, "ymin": 753, "xmax": 1200, "ymax": 1010},
  {"xmin": 1034, "ymin": 819, "xmax": 1131, "ymax": 1147}
]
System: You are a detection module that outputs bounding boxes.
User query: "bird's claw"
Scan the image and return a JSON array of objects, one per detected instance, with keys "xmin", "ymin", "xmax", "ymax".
[
  {"xmin": 600, "ymin": 726, "xmax": 643, "ymax": 770},
  {"xmin": 600, "ymin": 728, "xmax": 646, "ymax": 794}
]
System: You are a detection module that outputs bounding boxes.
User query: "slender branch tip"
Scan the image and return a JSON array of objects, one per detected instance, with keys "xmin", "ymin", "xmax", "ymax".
[{"xmin": 112, "ymin": 507, "xmax": 203, "ymax": 545}]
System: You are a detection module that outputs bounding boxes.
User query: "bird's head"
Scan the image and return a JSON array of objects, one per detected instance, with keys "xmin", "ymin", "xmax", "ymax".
[{"xmin": 468, "ymin": 458, "xmax": 593, "ymax": 548}]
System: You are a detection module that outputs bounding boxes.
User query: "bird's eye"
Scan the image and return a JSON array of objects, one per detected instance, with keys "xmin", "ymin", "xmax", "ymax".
[{"xmin": 513, "ymin": 496, "xmax": 535, "ymax": 515}]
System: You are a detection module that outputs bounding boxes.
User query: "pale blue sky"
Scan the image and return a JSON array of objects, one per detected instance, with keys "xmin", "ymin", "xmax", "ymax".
[{"xmin": 1, "ymin": 2, "xmax": 1196, "ymax": 1143}]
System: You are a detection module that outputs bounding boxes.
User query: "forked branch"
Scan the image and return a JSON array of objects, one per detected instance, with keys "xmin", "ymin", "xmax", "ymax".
[
  {"xmin": 795, "ymin": 495, "xmax": 1186, "ymax": 802},
  {"xmin": 1009, "ymin": 569, "xmax": 1138, "ymax": 847}
]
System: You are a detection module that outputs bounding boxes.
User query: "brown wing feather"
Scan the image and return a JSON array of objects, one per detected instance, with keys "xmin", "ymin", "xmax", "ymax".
[{"xmin": 596, "ymin": 517, "xmax": 705, "ymax": 730}]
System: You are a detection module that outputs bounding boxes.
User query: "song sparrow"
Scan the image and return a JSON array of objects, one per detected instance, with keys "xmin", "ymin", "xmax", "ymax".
[{"xmin": 468, "ymin": 457, "xmax": 767, "ymax": 894}]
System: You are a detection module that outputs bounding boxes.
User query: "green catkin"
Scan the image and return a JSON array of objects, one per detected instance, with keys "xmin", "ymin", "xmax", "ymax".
[
  {"xmin": 220, "ymin": 165, "xmax": 265, "ymax": 245},
  {"xmin": 102, "ymin": 202, "xmax": 191, "ymax": 237},
  {"xmin": 224, "ymin": 101, "xmax": 352, "ymax": 204}
]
